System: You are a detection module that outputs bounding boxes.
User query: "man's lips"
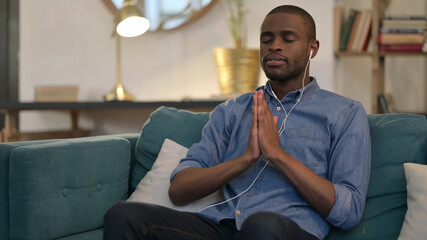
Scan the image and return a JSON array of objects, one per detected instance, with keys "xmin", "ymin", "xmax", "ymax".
[
  {"xmin": 263, "ymin": 54, "xmax": 287, "ymax": 67},
  {"xmin": 266, "ymin": 59, "xmax": 286, "ymax": 67}
]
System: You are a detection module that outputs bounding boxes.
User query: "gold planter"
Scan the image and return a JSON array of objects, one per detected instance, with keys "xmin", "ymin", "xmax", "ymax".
[{"xmin": 214, "ymin": 48, "xmax": 260, "ymax": 95}]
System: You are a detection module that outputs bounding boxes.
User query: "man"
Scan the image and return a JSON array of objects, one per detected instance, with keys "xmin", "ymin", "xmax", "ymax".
[{"xmin": 104, "ymin": 5, "xmax": 371, "ymax": 240}]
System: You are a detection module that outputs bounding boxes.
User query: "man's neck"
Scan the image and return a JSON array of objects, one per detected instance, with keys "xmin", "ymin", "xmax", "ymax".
[{"xmin": 269, "ymin": 75, "xmax": 310, "ymax": 100}]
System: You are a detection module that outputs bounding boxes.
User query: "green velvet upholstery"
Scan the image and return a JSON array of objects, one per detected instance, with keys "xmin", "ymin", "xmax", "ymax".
[
  {"xmin": 0, "ymin": 138, "xmax": 64, "ymax": 240},
  {"xmin": 326, "ymin": 113, "xmax": 427, "ymax": 239},
  {"xmin": 8, "ymin": 137, "xmax": 130, "ymax": 240},
  {"xmin": 132, "ymin": 106, "xmax": 210, "ymax": 190},
  {"xmin": 0, "ymin": 134, "xmax": 138, "ymax": 240}
]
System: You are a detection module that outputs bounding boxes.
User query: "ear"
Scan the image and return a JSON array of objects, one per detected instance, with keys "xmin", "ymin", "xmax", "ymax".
[{"xmin": 309, "ymin": 40, "xmax": 320, "ymax": 59}]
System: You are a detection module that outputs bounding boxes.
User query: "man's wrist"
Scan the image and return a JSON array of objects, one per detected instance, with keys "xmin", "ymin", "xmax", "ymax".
[
  {"xmin": 264, "ymin": 147, "xmax": 288, "ymax": 164},
  {"xmin": 240, "ymin": 151, "xmax": 259, "ymax": 168}
]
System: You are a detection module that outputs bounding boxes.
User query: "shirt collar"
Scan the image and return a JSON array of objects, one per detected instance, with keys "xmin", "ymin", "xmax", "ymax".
[{"xmin": 261, "ymin": 77, "xmax": 320, "ymax": 103}]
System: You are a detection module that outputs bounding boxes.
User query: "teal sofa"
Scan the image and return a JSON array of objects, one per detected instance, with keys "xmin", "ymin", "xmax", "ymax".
[{"xmin": 1, "ymin": 106, "xmax": 426, "ymax": 240}]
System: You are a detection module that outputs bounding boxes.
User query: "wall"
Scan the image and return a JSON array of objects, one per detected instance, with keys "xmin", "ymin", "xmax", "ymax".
[{"xmin": 19, "ymin": 0, "xmax": 334, "ymax": 135}]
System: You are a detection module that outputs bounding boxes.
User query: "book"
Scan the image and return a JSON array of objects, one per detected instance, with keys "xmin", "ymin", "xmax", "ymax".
[
  {"xmin": 385, "ymin": 16, "xmax": 427, "ymax": 20},
  {"xmin": 350, "ymin": 10, "xmax": 372, "ymax": 52},
  {"xmin": 382, "ymin": 19, "xmax": 427, "ymax": 29},
  {"xmin": 346, "ymin": 11, "xmax": 362, "ymax": 51},
  {"xmin": 357, "ymin": 10, "xmax": 372, "ymax": 52},
  {"xmin": 378, "ymin": 33, "xmax": 425, "ymax": 44},
  {"xmin": 380, "ymin": 43, "xmax": 423, "ymax": 52},
  {"xmin": 350, "ymin": 10, "xmax": 367, "ymax": 52},
  {"xmin": 333, "ymin": 6, "xmax": 345, "ymax": 53},
  {"xmin": 380, "ymin": 28, "xmax": 425, "ymax": 34},
  {"xmin": 35, "ymin": 86, "xmax": 79, "ymax": 102},
  {"xmin": 339, "ymin": 9, "xmax": 359, "ymax": 51},
  {"xmin": 361, "ymin": 24, "xmax": 372, "ymax": 51},
  {"xmin": 377, "ymin": 94, "xmax": 390, "ymax": 113},
  {"xmin": 377, "ymin": 94, "xmax": 397, "ymax": 114}
]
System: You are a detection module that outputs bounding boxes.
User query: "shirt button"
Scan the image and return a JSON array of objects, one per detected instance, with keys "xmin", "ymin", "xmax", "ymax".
[
  {"xmin": 257, "ymin": 177, "xmax": 261, "ymax": 181},
  {"xmin": 247, "ymin": 194, "xmax": 252, "ymax": 197},
  {"xmin": 276, "ymin": 106, "xmax": 281, "ymax": 111},
  {"xmin": 236, "ymin": 210, "xmax": 241, "ymax": 215}
]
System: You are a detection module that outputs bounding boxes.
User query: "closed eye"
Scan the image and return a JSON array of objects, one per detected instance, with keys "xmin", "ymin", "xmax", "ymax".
[
  {"xmin": 260, "ymin": 32, "xmax": 273, "ymax": 44},
  {"xmin": 261, "ymin": 39, "xmax": 272, "ymax": 44}
]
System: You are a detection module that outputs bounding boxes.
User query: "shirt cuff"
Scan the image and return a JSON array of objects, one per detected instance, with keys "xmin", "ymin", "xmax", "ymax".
[
  {"xmin": 170, "ymin": 159, "xmax": 203, "ymax": 182},
  {"xmin": 326, "ymin": 184, "xmax": 352, "ymax": 228}
]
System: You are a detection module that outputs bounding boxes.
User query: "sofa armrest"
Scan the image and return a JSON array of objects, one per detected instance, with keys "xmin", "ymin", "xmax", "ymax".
[{"xmin": 8, "ymin": 137, "xmax": 131, "ymax": 240}]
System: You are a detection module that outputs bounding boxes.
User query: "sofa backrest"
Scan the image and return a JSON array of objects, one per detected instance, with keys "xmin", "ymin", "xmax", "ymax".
[{"xmin": 131, "ymin": 106, "xmax": 210, "ymax": 191}]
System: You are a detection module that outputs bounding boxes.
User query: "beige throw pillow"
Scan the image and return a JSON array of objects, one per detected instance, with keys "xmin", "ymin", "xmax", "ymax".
[
  {"xmin": 128, "ymin": 138, "xmax": 224, "ymax": 212},
  {"xmin": 398, "ymin": 163, "xmax": 427, "ymax": 240}
]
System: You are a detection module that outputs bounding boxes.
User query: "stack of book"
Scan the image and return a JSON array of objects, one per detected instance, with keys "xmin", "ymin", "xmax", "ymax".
[
  {"xmin": 379, "ymin": 16, "xmax": 427, "ymax": 52},
  {"xmin": 35, "ymin": 86, "xmax": 79, "ymax": 102},
  {"xmin": 334, "ymin": 7, "xmax": 373, "ymax": 53}
]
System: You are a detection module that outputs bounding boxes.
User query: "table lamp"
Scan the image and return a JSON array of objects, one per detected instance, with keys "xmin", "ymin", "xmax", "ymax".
[{"xmin": 104, "ymin": 0, "xmax": 150, "ymax": 101}]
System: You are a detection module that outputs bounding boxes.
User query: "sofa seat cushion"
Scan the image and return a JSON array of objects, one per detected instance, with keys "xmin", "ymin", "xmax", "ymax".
[
  {"xmin": 8, "ymin": 137, "xmax": 131, "ymax": 240},
  {"xmin": 57, "ymin": 228, "xmax": 103, "ymax": 240},
  {"xmin": 132, "ymin": 106, "xmax": 210, "ymax": 190},
  {"xmin": 327, "ymin": 113, "xmax": 427, "ymax": 239}
]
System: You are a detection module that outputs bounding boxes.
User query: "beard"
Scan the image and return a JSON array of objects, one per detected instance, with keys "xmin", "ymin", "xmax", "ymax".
[{"xmin": 263, "ymin": 64, "xmax": 306, "ymax": 83}]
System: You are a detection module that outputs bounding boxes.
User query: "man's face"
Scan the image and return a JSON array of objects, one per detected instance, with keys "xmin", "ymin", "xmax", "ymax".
[{"xmin": 260, "ymin": 13, "xmax": 310, "ymax": 82}]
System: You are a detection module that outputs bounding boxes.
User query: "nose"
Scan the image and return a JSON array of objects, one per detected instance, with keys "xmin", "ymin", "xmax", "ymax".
[{"xmin": 270, "ymin": 38, "xmax": 282, "ymax": 52}]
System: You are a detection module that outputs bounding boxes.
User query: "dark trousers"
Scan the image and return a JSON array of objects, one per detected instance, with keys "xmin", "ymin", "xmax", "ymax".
[{"xmin": 103, "ymin": 201, "xmax": 319, "ymax": 240}]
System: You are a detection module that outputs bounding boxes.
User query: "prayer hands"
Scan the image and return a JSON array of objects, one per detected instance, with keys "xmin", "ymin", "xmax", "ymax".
[{"xmin": 245, "ymin": 89, "xmax": 282, "ymax": 164}]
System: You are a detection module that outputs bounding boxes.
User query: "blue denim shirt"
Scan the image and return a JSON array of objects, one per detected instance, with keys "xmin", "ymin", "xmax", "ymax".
[{"xmin": 171, "ymin": 78, "xmax": 371, "ymax": 239}]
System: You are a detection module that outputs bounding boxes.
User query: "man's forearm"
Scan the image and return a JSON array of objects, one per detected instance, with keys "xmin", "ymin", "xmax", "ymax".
[
  {"xmin": 168, "ymin": 153, "xmax": 254, "ymax": 206},
  {"xmin": 269, "ymin": 150, "xmax": 335, "ymax": 217}
]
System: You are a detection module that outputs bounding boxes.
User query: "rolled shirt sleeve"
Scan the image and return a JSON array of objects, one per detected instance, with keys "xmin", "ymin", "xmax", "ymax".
[
  {"xmin": 170, "ymin": 102, "xmax": 233, "ymax": 182},
  {"xmin": 326, "ymin": 102, "xmax": 371, "ymax": 229}
]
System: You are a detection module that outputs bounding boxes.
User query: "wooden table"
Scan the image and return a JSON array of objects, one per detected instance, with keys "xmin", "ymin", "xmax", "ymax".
[{"xmin": 0, "ymin": 100, "xmax": 223, "ymax": 142}]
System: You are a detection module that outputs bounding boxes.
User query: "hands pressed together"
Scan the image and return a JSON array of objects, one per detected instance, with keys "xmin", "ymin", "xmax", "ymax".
[{"xmin": 245, "ymin": 89, "xmax": 285, "ymax": 165}]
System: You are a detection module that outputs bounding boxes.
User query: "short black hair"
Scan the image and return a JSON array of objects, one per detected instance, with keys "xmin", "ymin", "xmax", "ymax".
[{"xmin": 267, "ymin": 5, "xmax": 316, "ymax": 41}]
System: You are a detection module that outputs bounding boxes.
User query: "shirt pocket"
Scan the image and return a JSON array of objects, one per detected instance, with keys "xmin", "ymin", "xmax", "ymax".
[{"xmin": 284, "ymin": 128, "xmax": 329, "ymax": 174}]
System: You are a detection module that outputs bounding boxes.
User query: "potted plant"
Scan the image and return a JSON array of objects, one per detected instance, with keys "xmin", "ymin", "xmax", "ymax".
[{"xmin": 214, "ymin": 0, "xmax": 260, "ymax": 95}]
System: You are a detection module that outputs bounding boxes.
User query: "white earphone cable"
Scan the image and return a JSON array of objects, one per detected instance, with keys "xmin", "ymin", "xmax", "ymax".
[{"xmin": 197, "ymin": 159, "xmax": 269, "ymax": 212}]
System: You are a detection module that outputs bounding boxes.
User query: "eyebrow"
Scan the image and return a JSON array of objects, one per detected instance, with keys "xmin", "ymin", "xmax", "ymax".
[{"xmin": 260, "ymin": 30, "xmax": 299, "ymax": 38}]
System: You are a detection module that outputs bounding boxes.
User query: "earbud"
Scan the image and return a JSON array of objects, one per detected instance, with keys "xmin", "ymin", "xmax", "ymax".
[{"xmin": 309, "ymin": 50, "xmax": 313, "ymax": 60}]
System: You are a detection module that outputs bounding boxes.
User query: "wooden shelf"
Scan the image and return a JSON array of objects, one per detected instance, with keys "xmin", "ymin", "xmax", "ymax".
[
  {"xmin": 379, "ymin": 52, "xmax": 427, "ymax": 57},
  {"xmin": 334, "ymin": 0, "xmax": 426, "ymax": 113},
  {"xmin": 0, "ymin": 100, "xmax": 225, "ymax": 142},
  {"xmin": 0, "ymin": 100, "xmax": 225, "ymax": 111},
  {"xmin": 335, "ymin": 51, "xmax": 427, "ymax": 57}
]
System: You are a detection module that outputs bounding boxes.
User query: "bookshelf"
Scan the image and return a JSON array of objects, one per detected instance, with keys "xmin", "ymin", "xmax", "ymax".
[{"xmin": 334, "ymin": 0, "xmax": 427, "ymax": 113}]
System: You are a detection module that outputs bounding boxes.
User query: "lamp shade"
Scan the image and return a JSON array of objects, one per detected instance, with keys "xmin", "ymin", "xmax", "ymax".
[{"xmin": 116, "ymin": 0, "xmax": 150, "ymax": 37}]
